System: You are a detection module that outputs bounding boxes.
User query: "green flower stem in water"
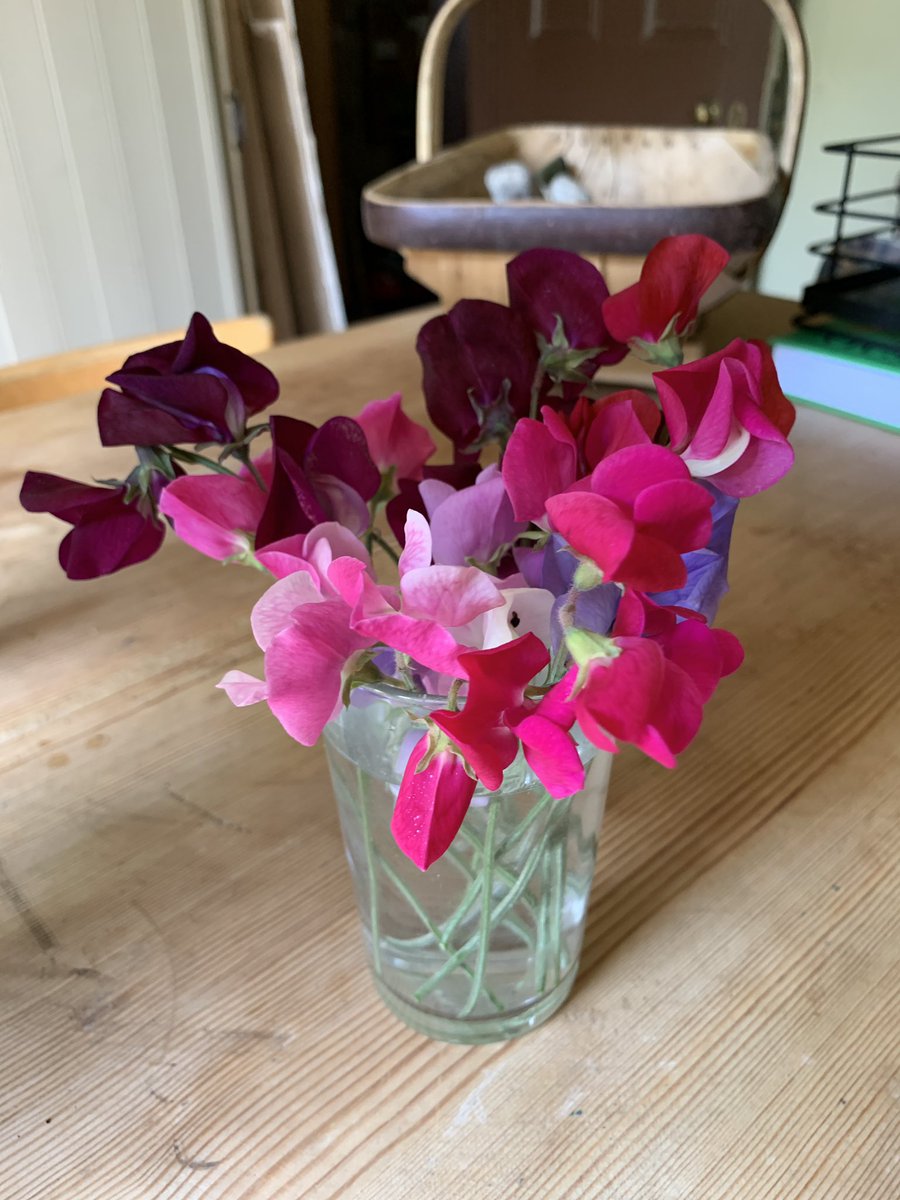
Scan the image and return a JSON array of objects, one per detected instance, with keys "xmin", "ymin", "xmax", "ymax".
[
  {"xmin": 458, "ymin": 797, "xmax": 499, "ymax": 1017},
  {"xmin": 356, "ymin": 763, "xmax": 382, "ymax": 977},
  {"xmin": 375, "ymin": 855, "xmax": 504, "ymax": 1012},
  {"xmin": 414, "ymin": 824, "xmax": 550, "ymax": 1004}
]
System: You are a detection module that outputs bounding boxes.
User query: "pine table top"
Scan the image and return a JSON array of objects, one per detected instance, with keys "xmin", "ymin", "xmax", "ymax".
[{"xmin": 1, "ymin": 297, "xmax": 898, "ymax": 1199}]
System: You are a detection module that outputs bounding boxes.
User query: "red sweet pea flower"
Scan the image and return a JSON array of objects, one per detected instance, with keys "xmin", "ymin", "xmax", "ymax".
[
  {"xmin": 601, "ymin": 235, "xmax": 729, "ymax": 355},
  {"xmin": 19, "ymin": 472, "xmax": 165, "ymax": 580},
  {"xmin": 653, "ymin": 338, "xmax": 796, "ymax": 496},
  {"xmin": 545, "ymin": 445, "xmax": 714, "ymax": 592},
  {"xmin": 431, "ymin": 635, "xmax": 551, "ymax": 789}
]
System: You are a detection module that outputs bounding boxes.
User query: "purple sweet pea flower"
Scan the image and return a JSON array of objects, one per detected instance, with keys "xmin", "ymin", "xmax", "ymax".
[
  {"xmin": 20, "ymin": 471, "xmax": 165, "ymax": 580},
  {"xmin": 255, "ymin": 414, "xmax": 380, "ymax": 548},
  {"xmin": 416, "ymin": 300, "xmax": 538, "ymax": 452},
  {"xmin": 98, "ymin": 313, "xmax": 279, "ymax": 447},
  {"xmin": 507, "ymin": 248, "xmax": 627, "ymax": 402},
  {"xmin": 651, "ymin": 483, "xmax": 739, "ymax": 622}
]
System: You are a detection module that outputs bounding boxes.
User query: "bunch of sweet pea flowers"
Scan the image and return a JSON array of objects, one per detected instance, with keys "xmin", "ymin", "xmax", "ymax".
[{"xmin": 21, "ymin": 236, "xmax": 795, "ymax": 872}]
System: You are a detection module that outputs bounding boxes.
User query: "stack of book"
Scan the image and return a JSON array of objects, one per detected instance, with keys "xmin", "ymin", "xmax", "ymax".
[{"xmin": 771, "ymin": 316, "xmax": 900, "ymax": 435}]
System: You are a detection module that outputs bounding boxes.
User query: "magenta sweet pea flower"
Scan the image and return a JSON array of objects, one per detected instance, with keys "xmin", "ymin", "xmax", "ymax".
[
  {"xmin": 507, "ymin": 671, "xmax": 585, "ymax": 798},
  {"xmin": 20, "ymin": 471, "xmax": 165, "ymax": 580},
  {"xmin": 601, "ymin": 235, "xmax": 730, "ymax": 354},
  {"xmin": 392, "ymin": 735, "xmax": 477, "ymax": 871},
  {"xmin": 653, "ymin": 339, "xmax": 796, "ymax": 496},
  {"xmin": 355, "ymin": 392, "xmax": 436, "ymax": 481},
  {"xmin": 158, "ymin": 453, "xmax": 273, "ymax": 561},
  {"xmin": 570, "ymin": 636, "xmax": 704, "ymax": 768},
  {"xmin": 255, "ymin": 414, "xmax": 380, "ymax": 547},
  {"xmin": 99, "ymin": 312, "xmax": 278, "ymax": 446},
  {"xmin": 545, "ymin": 444, "xmax": 714, "ymax": 592}
]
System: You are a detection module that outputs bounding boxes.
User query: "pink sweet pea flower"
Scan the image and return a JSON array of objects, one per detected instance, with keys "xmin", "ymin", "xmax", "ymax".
[
  {"xmin": 349, "ymin": 511, "xmax": 505, "ymax": 676},
  {"xmin": 158, "ymin": 452, "xmax": 273, "ymax": 561},
  {"xmin": 392, "ymin": 735, "xmax": 477, "ymax": 871},
  {"xmin": 355, "ymin": 392, "xmax": 436, "ymax": 481},
  {"xmin": 545, "ymin": 444, "xmax": 713, "ymax": 592},
  {"xmin": 653, "ymin": 338, "xmax": 796, "ymax": 496},
  {"xmin": 601, "ymin": 235, "xmax": 730, "ymax": 352}
]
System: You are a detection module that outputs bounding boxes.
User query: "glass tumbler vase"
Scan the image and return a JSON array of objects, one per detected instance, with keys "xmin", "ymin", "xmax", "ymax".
[{"xmin": 323, "ymin": 687, "xmax": 611, "ymax": 1044}]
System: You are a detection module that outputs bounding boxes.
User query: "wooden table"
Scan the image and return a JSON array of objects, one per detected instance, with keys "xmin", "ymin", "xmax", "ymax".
[{"xmin": 2, "ymin": 298, "xmax": 898, "ymax": 1199}]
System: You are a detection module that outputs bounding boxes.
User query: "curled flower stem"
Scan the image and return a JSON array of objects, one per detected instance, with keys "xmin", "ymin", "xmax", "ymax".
[{"xmin": 367, "ymin": 528, "xmax": 400, "ymax": 565}]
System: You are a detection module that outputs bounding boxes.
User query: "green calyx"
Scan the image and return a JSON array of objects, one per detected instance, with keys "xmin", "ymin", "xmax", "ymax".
[
  {"xmin": 572, "ymin": 558, "xmax": 605, "ymax": 591},
  {"xmin": 564, "ymin": 627, "xmax": 620, "ymax": 669}
]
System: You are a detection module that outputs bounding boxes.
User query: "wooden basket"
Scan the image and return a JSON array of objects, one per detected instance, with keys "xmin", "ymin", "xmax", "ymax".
[{"xmin": 362, "ymin": 0, "xmax": 807, "ymax": 311}]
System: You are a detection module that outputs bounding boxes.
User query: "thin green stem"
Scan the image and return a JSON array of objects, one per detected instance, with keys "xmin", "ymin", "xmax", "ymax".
[
  {"xmin": 168, "ymin": 447, "xmax": 242, "ymax": 477},
  {"xmin": 377, "ymin": 857, "xmax": 503, "ymax": 1011},
  {"xmin": 454, "ymin": 826, "xmax": 536, "ymax": 948},
  {"xmin": 415, "ymin": 825, "xmax": 548, "ymax": 1004},
  {"xmin": 459, "ymin": 798, "xmax": 499, "ymax": 1017},
  {"xmin": 356, "ymin": 763, "xmax": 382, "ymax": 977},
  {"xmin": 549, "ymin": 840, "xmax": 565, "ymax": 988},
  {"xmin": 367, "ymin": 528, "xmax": 400, "ymax": 564}
]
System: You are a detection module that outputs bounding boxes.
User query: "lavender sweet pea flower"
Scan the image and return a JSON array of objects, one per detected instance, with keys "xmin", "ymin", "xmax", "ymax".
[
  {"xmin": 419, "ymin": 465, "xmax": 525, "ymax": 569},
  {"xmin": 98, "ymin": 313, "xmax": 279, "ymax": 447}
]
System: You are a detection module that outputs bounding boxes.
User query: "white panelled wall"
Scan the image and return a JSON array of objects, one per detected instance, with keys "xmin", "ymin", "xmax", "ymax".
[{"xmin": 0, "ymin": 0, "xmax": 243, "ymax": 366}]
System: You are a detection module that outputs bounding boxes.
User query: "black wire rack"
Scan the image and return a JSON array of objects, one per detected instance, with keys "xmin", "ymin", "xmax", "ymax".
[{"xmin": 802, "ymin": 133, "xmax": 900, "ymax": 333}]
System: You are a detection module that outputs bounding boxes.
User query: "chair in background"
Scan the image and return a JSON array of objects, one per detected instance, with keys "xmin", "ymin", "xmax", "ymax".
[{"xmin": 0, "ymin": 314, "xmax": 274, "ymax": 412}]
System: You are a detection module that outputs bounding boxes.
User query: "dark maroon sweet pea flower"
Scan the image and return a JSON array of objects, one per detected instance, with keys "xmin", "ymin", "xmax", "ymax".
[
  {"xmin": 255, "ymin": 415, "xmax": 380, "ymax": 548},
  {"xmin": 20, "ymin": 472, "xmax": 165, "ymax": 580},
  {"xmin": 416, "ymin": 300, "xmax": 538, "ymax": 452},
  {"xmin": 98, "ymin": 313, "xmax": 278, "ymax": 447},
  {"xmin": 507, "ymin": 249, "xmax": 627, "ymax": 399}
]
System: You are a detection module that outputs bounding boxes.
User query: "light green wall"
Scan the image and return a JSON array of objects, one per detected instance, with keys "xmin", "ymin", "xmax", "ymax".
[{"xmin": 759, "ymin": 0, "xmax": 900, "ymax": 300}]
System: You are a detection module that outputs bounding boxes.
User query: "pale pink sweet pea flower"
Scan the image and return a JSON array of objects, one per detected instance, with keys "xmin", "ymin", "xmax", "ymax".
[
  {"xmin": 255, "ymin": 521, "xmax": 371, "ymax": 580},
  {"xmin": 355, "ymin": 392, "xmax": 436, "ymax": 481},
  {"xmin": 653, "ymin": 339, "xmax": 796, "ymax": 496},
  {"xmin": 349, "ymin": 512, "xmax": 505, "ymax": 676},
  {"xmin": 217, "ymin": 552, "xmax": 374, "ymax": 745}
]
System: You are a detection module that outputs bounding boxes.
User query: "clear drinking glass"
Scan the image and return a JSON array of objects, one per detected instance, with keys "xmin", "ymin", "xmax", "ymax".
[{"xmin": 323, "ymin": 686, "xmax": 611, "ymax": 1043}]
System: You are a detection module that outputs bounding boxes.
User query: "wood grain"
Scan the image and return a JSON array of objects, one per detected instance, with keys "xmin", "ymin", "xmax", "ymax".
[{"xmin": 1, "ymin": 298, "xmax": 898, "ymax": 1199}]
